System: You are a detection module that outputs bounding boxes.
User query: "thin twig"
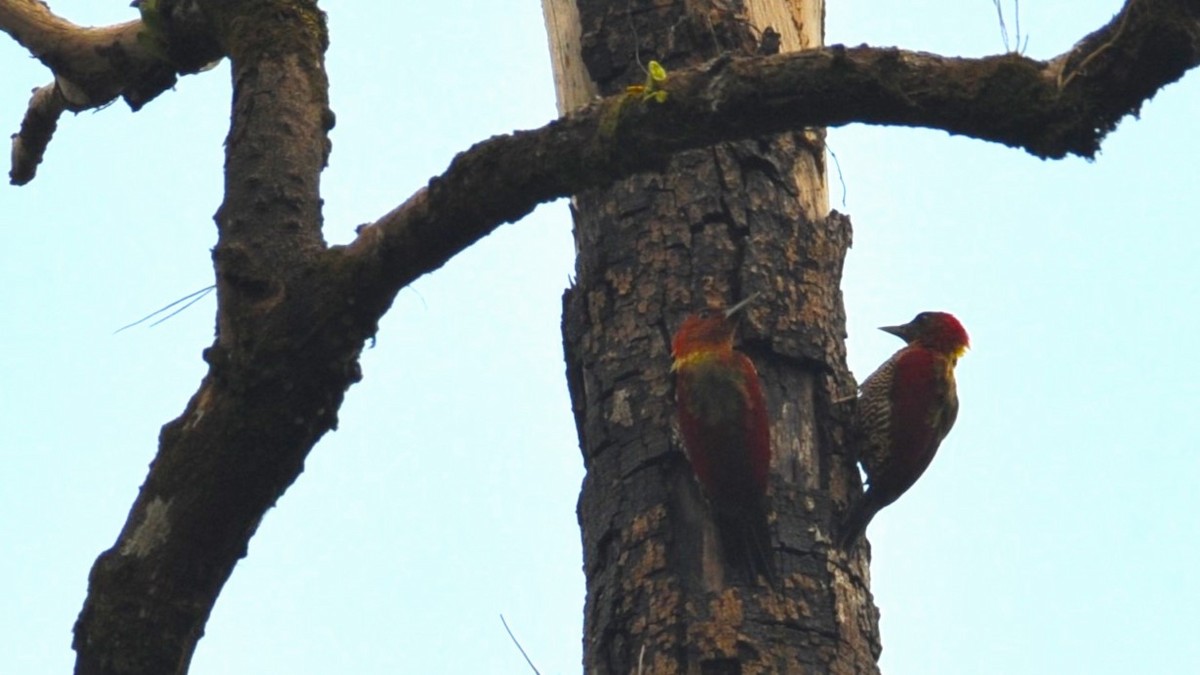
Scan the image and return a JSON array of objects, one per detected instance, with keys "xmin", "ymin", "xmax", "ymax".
[
  {"xmin": 114, "ymin": 285, "xmax": 215, "ymax": 333},
  {"xmin": 1015, "ymin": 0, "xmax": 1023, "ymax": 53},
  {"xmin": 827, "ymin": 142, "xmax": 847, "ymax": 209},
  {"xmin": 993, "ymin": 0, "xmax": 1010, "ymax": 52},
  {"xmin": 499, "ymin": 614, "xmax": 541, "ymax": 675},
  {"xmin": 992, "ymin": 0, "xmax": 1027, "ymax": 55},
  {"xmin": 627, "ymin": 0, "xmax": 645, "ymax": 75}
]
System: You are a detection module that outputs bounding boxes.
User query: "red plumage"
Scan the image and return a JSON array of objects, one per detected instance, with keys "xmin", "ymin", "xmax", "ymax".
[
  {"xmin": 671, "ymin": 298, "xmax": 773, "ymax": 583},
  {"xmin": 840, "ymin": 311, "xmax": 969, "ymax": 549},
  {"xmin": 674, "ymin": 350, "xmax": 770, "ymax": 503}
]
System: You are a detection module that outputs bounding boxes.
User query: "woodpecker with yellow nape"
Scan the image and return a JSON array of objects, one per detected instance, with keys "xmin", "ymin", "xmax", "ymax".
[
  {"xmin": 671, "ymin": 295, "xmax": 774, "ymax": 583},
  {"xmin": 840, "ymin": 311, "xmax": 969, "ymax": 549}
]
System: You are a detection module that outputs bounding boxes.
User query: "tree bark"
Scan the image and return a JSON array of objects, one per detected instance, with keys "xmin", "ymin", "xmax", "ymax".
[
  {"xmin": 546, "ymin": 1, "xmax": 879, "ymax": 671},
  {"xmin": 1, "ymin": 0, "xmax": 1194, "ymax": 671},
  {"xmin": 70, "ymin": 3, "xmax": 347, "ymax": 674}
]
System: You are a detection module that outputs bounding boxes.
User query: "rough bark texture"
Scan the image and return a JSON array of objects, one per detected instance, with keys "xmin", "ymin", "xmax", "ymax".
[
  {"xmin": 69, "ymin": 3, "xmax": 352, "ymax": 674},
  {"xmin": 550, "ymin": 1, "xmax": 880, "ymax": 671},
  {"xmin": 0, "ymin": 0, "xmax": 1196, "ymax": 672}
]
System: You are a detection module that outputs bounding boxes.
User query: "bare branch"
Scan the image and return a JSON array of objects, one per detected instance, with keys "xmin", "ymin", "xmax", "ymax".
[
  {"xmin": 1, "ymin": 0, "xmax": 222, "ymax": 183},
  {"xmin": 0, "ymin": 0, "xmax": 134, "ymax": 68},
  {"xmin": 9, "ymin": 83, "xmax": 64, "ymax": 185},
  {"xmin": 342, "ymin": 0, "xmax": 1200, "ymax": 309}
]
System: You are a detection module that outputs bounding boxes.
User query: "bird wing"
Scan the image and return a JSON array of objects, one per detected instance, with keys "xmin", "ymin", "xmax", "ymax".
[
  {"xmin": 883, "ymin": 346, "xmax": 955, "ymax": 489},
  {"xmin": 675, "ymin": 352, "xmax": 770, "ymax": 502},
  {"xmin": 733, "ymin": 352, "xmax": 771, "ymax": 495},
  {"xmin": 857, "ymin": 346, "xmax": 957, "ymax": 505},
  {"xmin": 856, "ymin": 356, "xmax": 896, "ymax": 477}
]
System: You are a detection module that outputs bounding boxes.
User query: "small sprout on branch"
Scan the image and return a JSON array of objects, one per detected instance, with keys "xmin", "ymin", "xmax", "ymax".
[
  {"xmin": 598, "ymin": 60, "xmax": 671, "ymax": 144},
  {"xmin": 625, "ymin": 60, "xmax": 669, "ymax": 103}
]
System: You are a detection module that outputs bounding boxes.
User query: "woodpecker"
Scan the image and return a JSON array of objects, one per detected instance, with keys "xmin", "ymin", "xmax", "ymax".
[
  {"xmin": 839, "ymin": 311, "xmax": 969, "ymax": 549},
  {"xmin": 671, "ymin": 295, "xmax": 774, "ymax": 583}
]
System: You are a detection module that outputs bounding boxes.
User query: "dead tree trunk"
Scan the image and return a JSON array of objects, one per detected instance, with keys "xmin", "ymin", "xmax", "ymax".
[{"xmin": 546, "ymin": 0, "xmax": 882, "ymax": 671}]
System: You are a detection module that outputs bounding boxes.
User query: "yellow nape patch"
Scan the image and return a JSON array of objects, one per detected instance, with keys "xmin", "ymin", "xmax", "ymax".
[{"xmin": 671, "ymin": 348, "xmax": 724, "ymax": 372}]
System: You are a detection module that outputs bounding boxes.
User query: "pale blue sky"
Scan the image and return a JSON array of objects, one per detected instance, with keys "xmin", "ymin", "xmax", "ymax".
[{"xmin": 2, "ymin": 2, "xmax": 1197, "ymax": 673}]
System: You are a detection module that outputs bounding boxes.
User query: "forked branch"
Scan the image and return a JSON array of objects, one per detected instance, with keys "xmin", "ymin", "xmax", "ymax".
[{"xmin": 0, "ymin": 0, "xmax": 221, "ymax": 183}]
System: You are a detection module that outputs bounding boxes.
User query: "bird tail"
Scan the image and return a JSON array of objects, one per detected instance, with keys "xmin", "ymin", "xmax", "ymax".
[
  {"xmin": 715, "ymin": 501, "xmax": 776, "ymax": 587},
  {"xmin": 837, "ymin": 495, "xmax": 880, "ymax": 551}
]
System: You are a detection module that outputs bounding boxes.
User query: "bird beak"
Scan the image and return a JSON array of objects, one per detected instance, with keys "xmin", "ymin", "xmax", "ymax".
[
  {"xmin": 878, "ymin": 321, "xmax": 914, "ymax": 342},
  {"xmin": 724, "ymin": 292, "xmax": 760, "ymax": 318}
]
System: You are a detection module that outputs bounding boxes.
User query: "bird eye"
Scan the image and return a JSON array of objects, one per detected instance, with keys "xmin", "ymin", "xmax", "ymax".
[{"xmin": 698, "ymin": 308, "xmax": 716, "ymax": 319}]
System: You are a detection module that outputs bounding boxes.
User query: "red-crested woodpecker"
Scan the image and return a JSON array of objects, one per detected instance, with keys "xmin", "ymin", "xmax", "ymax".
[
  {"xmin": 840, "ymin": 311, "xmax": 969, "ymax": 549},
  {"xmin": 671, "ymin": 295, "xmax": 774, "ymax": 582}
]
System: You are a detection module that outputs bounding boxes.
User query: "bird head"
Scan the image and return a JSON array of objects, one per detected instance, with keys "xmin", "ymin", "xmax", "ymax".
[
  {"xmin": 880, "ymin": 311, "xmax": 970, "ymax": 357},
  {"xmin": 671, "ymin": 294, "xmax": 757, "ymax": 362}
]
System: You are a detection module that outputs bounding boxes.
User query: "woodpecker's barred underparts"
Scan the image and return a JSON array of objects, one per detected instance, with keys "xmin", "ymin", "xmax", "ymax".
[{"xmin": 840, "ymin": 311, "xmax": 969, "ymax": 549}]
